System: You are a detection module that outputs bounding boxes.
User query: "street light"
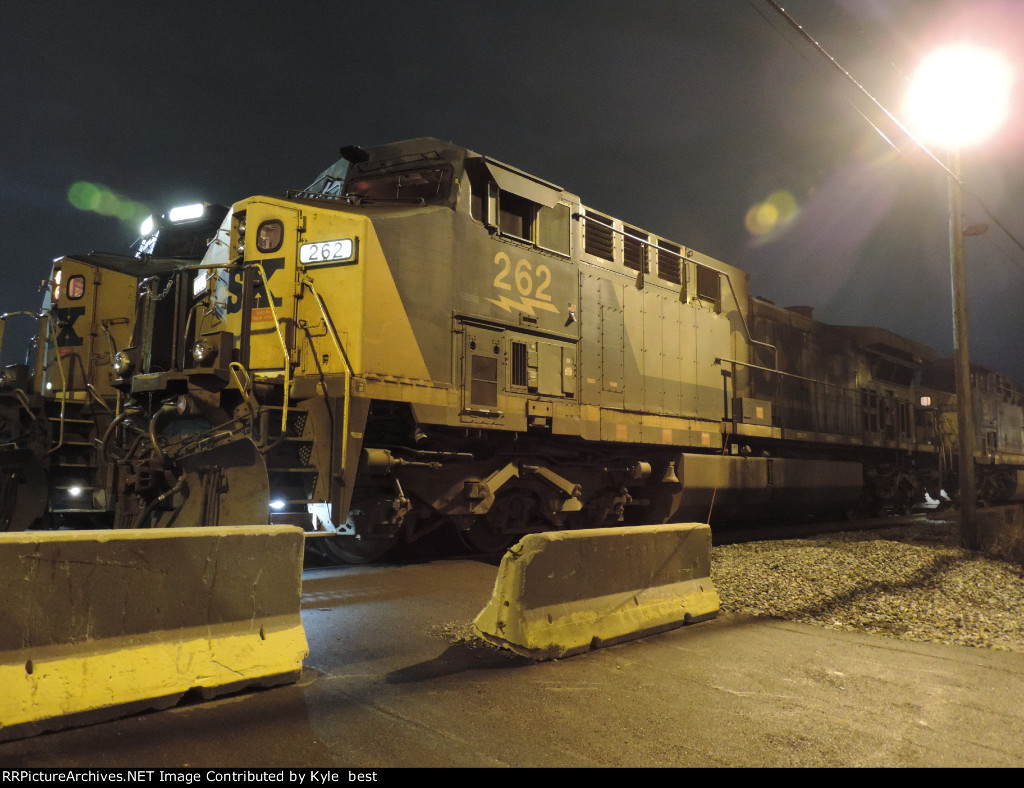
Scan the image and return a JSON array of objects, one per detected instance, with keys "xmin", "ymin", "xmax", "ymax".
[{"xmin": 904, "ymin": 44, "xmax": 1012, "ymax": 550}]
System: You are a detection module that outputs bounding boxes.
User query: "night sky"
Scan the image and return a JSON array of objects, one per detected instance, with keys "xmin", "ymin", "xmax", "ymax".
[{"xmin": 4, "ymin": 1, "xmax": 1024, "ymax": 380}]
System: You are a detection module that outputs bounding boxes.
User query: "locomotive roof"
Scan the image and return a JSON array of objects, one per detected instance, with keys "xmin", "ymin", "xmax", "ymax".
[
  {"xmin": 63, "ymin": 252, "xmax": 193, "ymax": 276},
  {"xmin": 831, "ymin": 325, "xmax": 936, "ymax": 367}
]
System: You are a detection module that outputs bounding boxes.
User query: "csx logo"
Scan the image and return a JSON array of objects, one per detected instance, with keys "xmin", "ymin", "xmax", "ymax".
[
  {"xmin": 54, "ymin": 306, "xmax": 86, "ymax": 347},
  {"xmin": 224, "ymin": 258, "xmax": 285, "ymax": 314}
]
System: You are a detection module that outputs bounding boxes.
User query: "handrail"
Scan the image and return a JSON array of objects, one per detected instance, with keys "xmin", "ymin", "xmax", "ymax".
[
  {"xmin": 97, "ymin": 323, "xmax": 122, "ymax": 416},
  {"xmin": 717, "ymin": 355, "xmax": 922, "ymax": 442},
  {"xmin": 84, "ymin": 382, "xmax": 116, "ymax": 415},
  {"xmin": 0, "ymin": 310, "xmax": 43, "ymax": 370},
  {"xmin": 300, "ymin": 275, "xmax": 355, "ymax": 474},
  {"xmin": 715, "ymin": 356, "xmax": 851, "ymax": 391},
  {"xmin": 8, "ymin": 388, "xmax": 35, "ymax": 420},
  {"xmin": 718, "ymin": 355, "xmax": 858, "ymax": 436},
  {"xmin": 299, "ymin": 276, "xmax": 355, "ymax": 375},
  {"xmin": 41, "ymin": 312, "xmax": 69, "ymax": 455},
  {"xmin": 229, "ymin": 361, "xmax": 258, "ymax": 427},
  {"xmin": 247, "ymin": 262, "xmax": 291, "ymax": 435}
]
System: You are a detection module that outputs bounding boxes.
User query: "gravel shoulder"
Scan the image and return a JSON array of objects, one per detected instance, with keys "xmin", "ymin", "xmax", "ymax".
[{"xmin": 712, "ymin": 516, "xmax": 1024, "ymax": 652}]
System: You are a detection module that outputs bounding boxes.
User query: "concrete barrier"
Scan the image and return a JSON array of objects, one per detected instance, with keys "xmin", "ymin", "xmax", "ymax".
[
  {"xmin": 473, "ymin": 523, "xmax": 719, "ymax": 660},
  {"xmin": 0, "ymin": 525, "xmax": 307, "ymax": 741}
]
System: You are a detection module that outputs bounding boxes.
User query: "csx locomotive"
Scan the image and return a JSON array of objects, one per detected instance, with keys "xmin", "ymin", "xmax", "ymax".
[
  {"xmin": 4, "ymin": 137, "xmax": 1023, "ymax": 562},
  {"xmin": 0, "ymin": 204, "xmax": 227, "ymax": 529}
]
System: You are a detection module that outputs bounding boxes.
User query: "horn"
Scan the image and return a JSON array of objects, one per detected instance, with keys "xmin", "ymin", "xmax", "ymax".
[{"xmin": 660, "ymin": 462, "xmax": 680, "ymax": 485}]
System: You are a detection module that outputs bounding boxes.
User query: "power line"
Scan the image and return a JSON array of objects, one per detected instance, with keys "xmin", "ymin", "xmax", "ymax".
[{"xmin": 751, "ymin": 0, "xmax": 1024, "ymax": 266}]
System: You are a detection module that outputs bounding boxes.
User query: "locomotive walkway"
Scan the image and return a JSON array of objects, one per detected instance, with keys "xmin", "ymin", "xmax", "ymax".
[{"xmin": 3, "ymin": 550, "xmax": 1023, "ymax": 768}]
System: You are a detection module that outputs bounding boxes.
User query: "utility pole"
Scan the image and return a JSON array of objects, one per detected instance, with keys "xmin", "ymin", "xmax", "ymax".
[{"xmin": 948, "ymin": 148, "xmax": 978, "ymax": 550}]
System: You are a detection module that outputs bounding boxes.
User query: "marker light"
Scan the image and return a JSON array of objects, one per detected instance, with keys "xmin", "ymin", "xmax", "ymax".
[
  {"xmin": 192, "ymin": 338, "xmax": 217, "ymax": 365},
  {"xmin": 112, "ymin": 350, "xmax": 133, "ymax": 377},
  {"xmin": 168, "ymin": 203, "xmax": 205, "ymax": 222}
]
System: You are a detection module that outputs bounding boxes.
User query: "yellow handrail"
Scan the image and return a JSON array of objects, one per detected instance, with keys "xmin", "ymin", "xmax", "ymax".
[
  {"xmin": 41, "ymin": 312, "xmax": 69, "ymax": 455},
  {"xmin": 301, "ymin": 275, "xmax": 355, "ymax": 473},
  {"xmin": 248, "ymin": 262, "xmax": 291, "ymax": 435},
  {"xmin": 228, "ymin": 361, "xmax": 258, "ymax": 427}
]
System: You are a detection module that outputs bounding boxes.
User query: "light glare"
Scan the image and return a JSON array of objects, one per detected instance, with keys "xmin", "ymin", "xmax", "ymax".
[
  {"xmin": 904, "ymin": 45, "xmax": 1012, "ymax": 149},
  {"xmin": 168, "ymin": 203, "xmax": 205, "ymax": 222},
  {"xmin": 192, "ymin": 270, "xmax": 208, "ymax": 296}
]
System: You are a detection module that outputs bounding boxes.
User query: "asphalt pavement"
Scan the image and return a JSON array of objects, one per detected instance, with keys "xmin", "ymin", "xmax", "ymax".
[{"xmin": 3, "ymin": 554, "xmax": 1023, "ymax": 768}]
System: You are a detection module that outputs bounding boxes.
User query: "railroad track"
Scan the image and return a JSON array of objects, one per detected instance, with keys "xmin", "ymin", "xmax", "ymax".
[{"xmin": 711, "ymin": 510, "xmax": 949, "ymax": 545}]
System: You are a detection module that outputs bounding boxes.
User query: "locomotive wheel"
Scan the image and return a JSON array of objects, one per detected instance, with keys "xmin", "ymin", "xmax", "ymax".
[
  {"xmin": 457, "ymin": 490, "xmax": 535, "ymax": 556},
  {"xmin": 319, "ymin": 535, "xmax": 396, "ymax": 564},
  {"xmin": 457, "ymin": 519, "xmax": 516, "ymax": 556}
]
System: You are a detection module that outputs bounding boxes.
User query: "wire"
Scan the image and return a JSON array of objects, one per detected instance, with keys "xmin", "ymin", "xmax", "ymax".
[
  {"xmin": 756, "ymin": 0, "xmax": 955, "ymax": 178},
  {"xmin": 969, "ymin": 194, "xmax": 1024, "ymax": 261},
  {"xmin": 751, "ymin": 0, "xmax": 1024, "ymax": 271}
]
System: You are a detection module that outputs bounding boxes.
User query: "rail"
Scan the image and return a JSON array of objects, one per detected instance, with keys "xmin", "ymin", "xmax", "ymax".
[
  {"xmin": 246, "ymin": 262, "xmax": 291, "ymax": 436},
  {"xmin": 0, "ymin": 310, "xmax": 43, "ymax": 363},
  {"xmin": 300, "ymin": 275, "xmax": 356, "ymax": 474},
  {"xmin": 229, "ymin": 362, "xmax": 258, "ymax": 427},
  {"xmin": 716, "ymin": 355, "xmax": 919, "ymax": 443},
  {"xmin": 96, "ymin": 324, "xmax": 123, "ymax": 417},
  {"xmin": 6, "ymin": 388, "xmax": 35, "ymax": 421},
  {"xmin": 40, "ymin": 312, "xmax": 69, "ymax": 455}
]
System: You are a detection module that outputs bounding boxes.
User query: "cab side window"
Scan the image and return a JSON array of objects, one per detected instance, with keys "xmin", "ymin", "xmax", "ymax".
[{"xmin": 467, "ymin": 158, "xmax": 570, "ymax": 257}]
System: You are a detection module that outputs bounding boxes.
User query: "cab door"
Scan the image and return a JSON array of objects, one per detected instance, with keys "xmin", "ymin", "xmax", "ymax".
[
  {"xmin": 43, "ymin": 258, "xmax": 136, "ymax": 397},
  {"xmin": 230, "ymin": 201, "xmax": 302, "ymax": 374}
]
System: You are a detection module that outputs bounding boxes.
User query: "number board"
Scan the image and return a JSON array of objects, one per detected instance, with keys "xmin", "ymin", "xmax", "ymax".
[{"xmin": 299, "ymin": 238, "xmax": 358, "ymax": 267}]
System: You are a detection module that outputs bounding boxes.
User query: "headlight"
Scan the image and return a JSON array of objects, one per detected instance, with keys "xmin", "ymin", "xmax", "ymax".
[
  {"xmin": 112, "ymin": 351, "xmax": 133, "ymax": 376},
  {"xmin": 168, "ymin": 203, "xmax": 205, "ymax": 222},
  {"xmin": 192, "ymin": 270, "xmax": 208, "ymax": 297},
  {"xmin": 192, "ymin": 339, "xmax": 217, "ymax": 365}
]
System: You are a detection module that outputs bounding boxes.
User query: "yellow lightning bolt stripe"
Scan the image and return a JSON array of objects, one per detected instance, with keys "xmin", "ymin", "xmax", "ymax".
[{"xmin": 487, "ymin": 295, "xmax": 561, "ymax": 317}]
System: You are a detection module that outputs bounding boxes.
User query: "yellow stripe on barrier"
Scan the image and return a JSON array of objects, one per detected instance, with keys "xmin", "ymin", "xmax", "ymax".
[
  {"xmin": 0, "ymin": 526, "xmax": 307, "ymax": 741},
  {"xmin": 473, "ymin": 523, "xmax": 720, "ymax": 660}
]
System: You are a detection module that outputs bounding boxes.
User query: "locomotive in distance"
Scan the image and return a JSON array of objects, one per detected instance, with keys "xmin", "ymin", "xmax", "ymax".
[{"xmin": 2, "ymin": 137, "xmax": 1022, "ymax": 563}]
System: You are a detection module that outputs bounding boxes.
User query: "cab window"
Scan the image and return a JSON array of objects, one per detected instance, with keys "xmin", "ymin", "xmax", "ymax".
[
  {"xmin": 67, "ymin": 275, "xmax": 86, "ymax": 300},
  {"xmin": 345, "ymin": 166, "xmax": 452, "ymax": 202}
]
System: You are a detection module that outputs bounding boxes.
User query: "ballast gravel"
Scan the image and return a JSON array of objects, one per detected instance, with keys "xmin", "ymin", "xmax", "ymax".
[{"xmin": 712, "ymin": 517, "xmax": 1024, "ymax": 652}]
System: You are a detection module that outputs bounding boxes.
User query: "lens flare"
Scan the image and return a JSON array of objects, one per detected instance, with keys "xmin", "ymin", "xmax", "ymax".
[
  {"xmin": 67, "ymin": 181, "xmax": 150, "ymax": 228},
  {"xmin": 745, "ymin": 190, "xmax": 799, "ymax": 239}
]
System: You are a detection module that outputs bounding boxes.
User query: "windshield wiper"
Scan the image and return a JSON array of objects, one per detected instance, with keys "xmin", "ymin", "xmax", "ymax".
[{"xmin": 344, "ymin": 193, "xmax": 427, "ymax": 206}]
